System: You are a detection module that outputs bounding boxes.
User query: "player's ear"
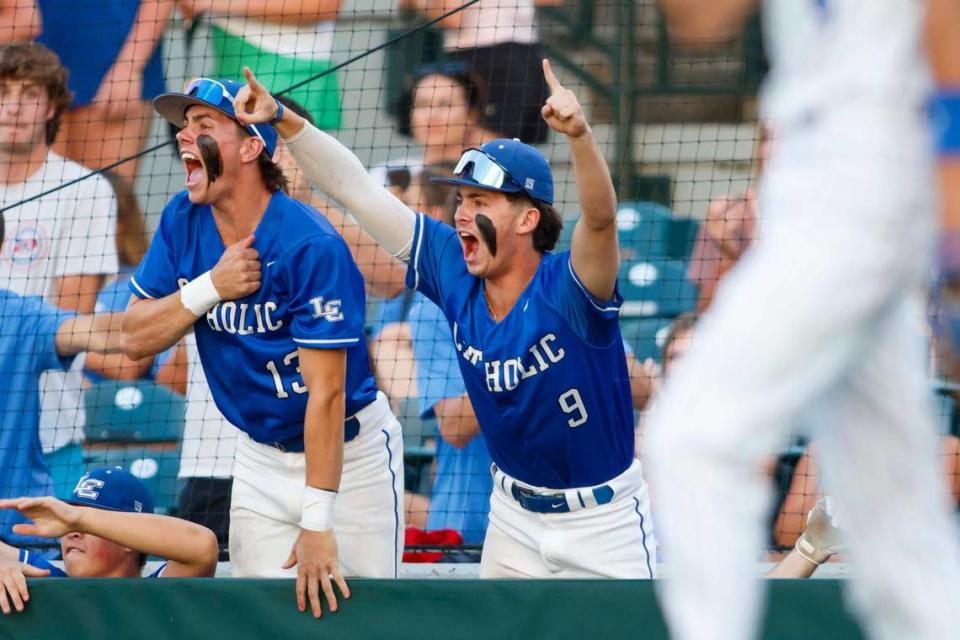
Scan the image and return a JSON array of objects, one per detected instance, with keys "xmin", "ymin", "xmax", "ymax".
[
  {"xmin": 239, "ymin": 135, "xmax": 265, "ymax": 165},
  {"xmin": 514, "ymin": 202, "xmax": 540, "ymax": 238}
]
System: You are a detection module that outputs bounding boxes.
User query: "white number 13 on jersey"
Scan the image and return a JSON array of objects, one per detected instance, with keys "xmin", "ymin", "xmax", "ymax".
[{"xmin": 558, "ymin": 388, "xmax": 588, "ymax": 428}]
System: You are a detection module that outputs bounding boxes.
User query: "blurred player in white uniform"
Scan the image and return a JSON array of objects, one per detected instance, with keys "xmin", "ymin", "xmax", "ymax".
[{"xmin": 648, "ymin": 1, "xmax": 960, "ymax": 639}]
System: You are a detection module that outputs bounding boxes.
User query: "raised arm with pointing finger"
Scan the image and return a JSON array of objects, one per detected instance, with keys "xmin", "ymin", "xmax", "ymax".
[
  {"xmin": 234, "ymin": 62, "xmax": 618, "ymax": 300},
  {"xmin": 238, "ymin": 63, "xmax": 659, "ymax": 581}
]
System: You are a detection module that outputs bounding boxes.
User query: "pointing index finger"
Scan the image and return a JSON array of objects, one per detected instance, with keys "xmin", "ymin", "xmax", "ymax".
[
  {"xmin": 542, "ymin": 59, "xmax": 563, "ymax": 94},
  {"xmin": 242, "ymin": 66, "xmax": 265, "ymax": 93}
]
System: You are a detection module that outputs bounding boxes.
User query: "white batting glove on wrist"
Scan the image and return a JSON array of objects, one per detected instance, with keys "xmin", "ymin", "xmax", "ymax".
[{"xmin": 795, "ymin": 496, "xmax": 845, "ymax": 565}]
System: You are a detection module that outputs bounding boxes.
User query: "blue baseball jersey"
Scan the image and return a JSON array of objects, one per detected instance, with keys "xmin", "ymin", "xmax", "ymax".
[
  {"xmin": 130, "ymin": 191, "xmax": 378, "ymax": 445},
  {"xmin": 408, "ymin": 295, "xmax": 492, "ymax": 544},
  {"xmin": 0, "ymin": 290, "xmax": 75, "ymax": 546},
  {"xmin": 19, "ymin": 549, "xmax": 166, "ymax": 577},
  {"xmin": 406, "ymin": 214, "xmax": 634, "ymax": 489}
]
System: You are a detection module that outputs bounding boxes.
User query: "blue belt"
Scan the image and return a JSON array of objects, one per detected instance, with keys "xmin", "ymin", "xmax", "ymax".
[
  {"xmin": 508, "ymin": 481, "xmax": 615, "ymax": 514},
  {"xmin": 263, "ymin": 416, "xmax": 362, "ymax": 453}
]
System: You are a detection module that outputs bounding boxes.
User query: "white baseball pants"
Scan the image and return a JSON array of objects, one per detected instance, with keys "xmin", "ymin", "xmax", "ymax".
[
  {"xmin": 229, "ymin": 392, "xmax": 405, "ymax": 578},
  {"xmin": 480, "ymin": 460, "xmax": 657, "ymax": 578},
  {"xmin": 645, "ymin": 105, "xmax": 960, "ymax": 640}
]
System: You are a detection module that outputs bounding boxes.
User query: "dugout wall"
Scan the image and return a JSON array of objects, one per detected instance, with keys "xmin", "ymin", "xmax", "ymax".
[{"xmin": 4, "ymin": 579, "xmax": 864, "ymax": 640}]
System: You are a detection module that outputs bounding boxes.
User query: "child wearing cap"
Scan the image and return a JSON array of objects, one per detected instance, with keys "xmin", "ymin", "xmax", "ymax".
[{"xmin": 0, "ymin": 466, "xmax": 219, "ymax": 614}]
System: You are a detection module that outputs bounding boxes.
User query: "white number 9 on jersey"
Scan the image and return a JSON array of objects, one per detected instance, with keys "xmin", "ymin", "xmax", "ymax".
[{"xmin": 558, "ymin": 388, "xmax": 588, "ymax": 428}]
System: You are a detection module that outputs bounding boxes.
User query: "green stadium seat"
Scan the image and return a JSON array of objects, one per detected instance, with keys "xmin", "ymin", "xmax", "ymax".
[
  {"xmin": 618, "ymin": 258, "xmax": 698, "ymax": 318},
  {"xmin": 615, "ymin": 201, "xmax": 673, "ymax": 260},
  {"xmin": 46, "ymin": 443, "xmax": 85, "ymax": 499},
  {"xmin": 555, "ymin": 201, "xmax": 676, "ymax": 259},
  {"xmin": 666, "ymin": 217, "xmax": 700, "ymax": 262},
  {"xmin": 620, "ymin": 317, "xmax": 674, "ymax": 362},
  {"xmin": 83, "ymin": 380, "xmax": 186, "ymax": 443},
  {"xmin": 82, "ymin": 445, "xmax": 182, "ymax": 514}
]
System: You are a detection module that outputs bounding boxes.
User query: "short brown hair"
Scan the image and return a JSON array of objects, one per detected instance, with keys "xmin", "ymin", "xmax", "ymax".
[
  {"xmin": 258, "ymin": 153, "xmax": 289, "ymax": 194},
  {"xmin": 0, "ymin": 43, "xmax": 73, "ymax": 145},
  {"xmin": 506, "ymin": 193, "xmax": 563, "ymax": 253}
]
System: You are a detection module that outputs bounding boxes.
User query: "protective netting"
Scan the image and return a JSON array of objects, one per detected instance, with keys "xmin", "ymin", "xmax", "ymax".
[{"xmin": 0, "ymin": 0, "xmax": 955, "ymax": 566}]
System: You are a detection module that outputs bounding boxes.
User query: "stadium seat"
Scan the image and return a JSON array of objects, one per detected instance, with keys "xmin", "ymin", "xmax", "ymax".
[
  {"xmin": 617, "ymin": 258, "xmax": 698, "ymax": 318},
  {"xmin": 83, "ymin": 380, "xmax": 186, "ymax": 443},
  {"xmin": 46, "ymin": 442, "xmax": 85, "ymax": 499},
  {"xmin": 666, "ymin": 217, "xmax": 700, "ymax": 262},
  {"xmin": 82, "ymin": 445, "xmax": 182, "ymax": 514},
  {"xmin": 615, "ymin": 201, "xmax": 673, "ymax": 260},
  {"xmin": 555, "ymin": 201, "xmax": 676, "ymax": 260},
  {"xmin": 619, "ymin": 317, "xmax": 674, "ymax": 363}
]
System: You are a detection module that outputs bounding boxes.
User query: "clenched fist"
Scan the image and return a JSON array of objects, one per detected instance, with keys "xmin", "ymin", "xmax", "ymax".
[{"xmin": 211, "ymin": 234, "xmax": 261, "ymax": 300}]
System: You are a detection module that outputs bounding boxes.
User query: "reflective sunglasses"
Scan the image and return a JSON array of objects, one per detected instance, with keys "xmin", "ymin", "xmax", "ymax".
[
  {"xmin": 453, "ymin": 148, "xmax": 519, "ymax": 191},
  {"xmin": 183, "ymin": 78, "xmax": 269, "ymax": 149}
]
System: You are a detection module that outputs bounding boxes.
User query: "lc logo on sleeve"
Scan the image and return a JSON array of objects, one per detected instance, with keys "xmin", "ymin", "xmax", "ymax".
[{"xmin": 310, "ymin": 296, "xmax": 343, "ymax": 322}]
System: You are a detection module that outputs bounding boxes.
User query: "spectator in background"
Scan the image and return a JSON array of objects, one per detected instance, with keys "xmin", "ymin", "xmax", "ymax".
[
  {"xmin": 413, "ymin": 0, "xmax": 560, "ymax": 143},
  {"xmin": 687, "ymin": 125, "xmax": 771, "ymax": 312},
  {"xmin": 177, "ymin": 0, "xmax": 342, "ymax": 131},
  {"xmin": 0, "ymin": 466, "xmax": 217, "ymax": 615},
  {"xmin": 84, "ymin": 171, "xmax": 181, "ymax": 387},
  {"xmin": 0, "ymin": 210, "xmax": 125, "ymax": 549},
  {"xmin": 0, "ymin": 43, "xmax": 118, "ymax": 456},
  {"xmin": 37, "ymin": 0, "xmax": 173, "ymax": 181},
  {"xmin": 0, "ymin": 0, "xmax": 40, "ymax": 44},
  {"xmin": 375, "ymin": 61, "xmax": 499, "ymax": 189}
]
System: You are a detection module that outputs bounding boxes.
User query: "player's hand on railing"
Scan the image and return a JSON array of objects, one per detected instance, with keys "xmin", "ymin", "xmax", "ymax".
[
  {"xmin": 0, "ymin": 497, "xmax": 82, "ymax": 539},
  {"xmin": 210, "ymin": 234, "xmax": 261, "ymax": 300},
  {"xmin": 794, "ymin": 496, "xmax": 845, "ymax": 565},
  {"xmin": 0, "ymin": 559, "xmax": 48, "ymax": 615},
  {"xmin": 283, "ymin": 528, "xmax": 351, "ymax": 618},
  {"xmin": 234, "ymin": 67, "xmax": 279, "ymax": 126},
  {"xmin": 541, "ymin": 59, "xmax": 588, "ymax": 139}
]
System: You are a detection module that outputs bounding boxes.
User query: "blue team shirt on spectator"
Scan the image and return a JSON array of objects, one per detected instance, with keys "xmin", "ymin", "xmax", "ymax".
[
  {"xmin": 406, "ymin": 214, "xmax": 634, "ymax": 489},
  {"xmin": 408, "ymin": 294, "xmax": 492, "ymax": 544},
  {"xmin": 19, "ymin": 549, "xmax": 166, "ymax": 577},
  {"xmin": 130, "ymin": 191, "xmax": 378, "ymax": 445},
  {"xmin": 37, "ymin": 0, "xmax": 166, "ymax": 106},
  {"xmin": 85, "ymin": 272, "xmax": 173, "ymax": 384},
  {"xmin": 0, "ymin": 291, "xmax": 75, "ymax": 546}
]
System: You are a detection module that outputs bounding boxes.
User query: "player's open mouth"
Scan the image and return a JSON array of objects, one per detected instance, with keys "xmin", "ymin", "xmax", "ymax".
[
  {"xmin": 459, "ymin": 230, "xmax": 480, "ymax": 262},
  {"xmin": 63, "ymin": 546, "xmax": 84, "ymax": 556},
  {"xmin": 181, "ymin": 150, "xmax": 205, "ymax": 187}
]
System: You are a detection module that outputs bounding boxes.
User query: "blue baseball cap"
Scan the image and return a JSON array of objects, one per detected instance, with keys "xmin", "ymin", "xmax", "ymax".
[
  {"xmin": 153, "ymin": 77, "xmax": 278, "ymax": 157},
  {"xmin": 65, "ymin": 467, "xmax": 154, "ymax": 514},
  {"xmin": 433, "ymin": 138, "xmax": 554, "ymax": 205}
]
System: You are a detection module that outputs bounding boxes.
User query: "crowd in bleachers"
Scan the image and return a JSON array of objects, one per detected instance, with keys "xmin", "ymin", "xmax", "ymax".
[{"xmin": 0, "ymin": 0, "xmax": 957, "ymax": 583}]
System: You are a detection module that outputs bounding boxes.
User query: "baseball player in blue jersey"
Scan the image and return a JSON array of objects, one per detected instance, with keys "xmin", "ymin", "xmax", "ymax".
[
  {"xmin": 0, "ymin": 466, "xmax": 218, "ymax": 614},
  {"xmin": 235, "ymin": 62, "xmax": 656, "ymax": 578},
  {"xmin": 121, "ymin": 78, "xmax": 404, "ymax": 616}
]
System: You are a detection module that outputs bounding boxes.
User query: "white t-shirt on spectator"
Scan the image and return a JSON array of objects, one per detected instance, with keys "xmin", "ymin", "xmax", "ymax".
[
  {"xmin": 177, "ymin": 332, "xmax": 238, "ymax": 479},
  {"xmin": 443, "ymin": 0, "xmax": 538, "ymax": 50},
  {"xmin": 0, "ymin": 152, "xmax": 118, "ymax": 452}
]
